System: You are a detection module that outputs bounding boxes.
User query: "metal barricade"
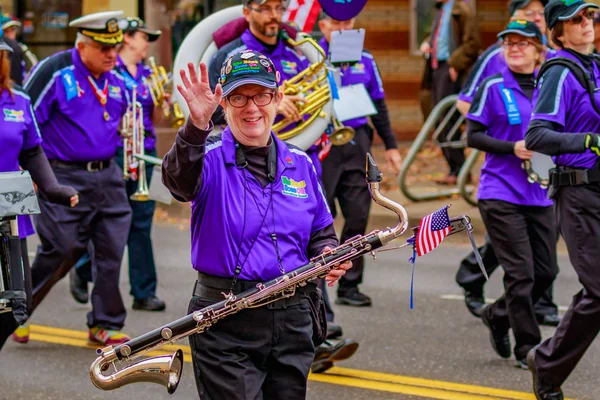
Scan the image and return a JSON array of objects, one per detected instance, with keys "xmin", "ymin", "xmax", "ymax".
[
  {"xmin": 457, "ymin": 149, "xmax": 480, "ymax": 206},
  {"xmin": 398, "ymin": 95, "xmax": 469, "ymax": 201}
]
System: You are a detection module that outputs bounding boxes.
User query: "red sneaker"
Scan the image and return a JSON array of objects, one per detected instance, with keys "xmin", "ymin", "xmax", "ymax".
[
  {"xmin": 11, "ymin": 323, "xmax": 30, "ymax": 344},
  {"xmin": 88, "ymin": 326, "xmax": 130, "ymax": 346}
]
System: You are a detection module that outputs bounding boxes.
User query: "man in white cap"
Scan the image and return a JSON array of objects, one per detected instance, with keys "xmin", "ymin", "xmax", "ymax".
[
  {"xmin": 15, "ymin": 11, "xmax": 132, "ymax": 346},
  {"xmin": 0, "ymin": 14, "xmax": 26, "ymax": 84}
]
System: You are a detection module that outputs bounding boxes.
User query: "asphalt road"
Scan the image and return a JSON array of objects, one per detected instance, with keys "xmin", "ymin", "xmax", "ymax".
[{"xmin": 0, "ymin": 221, "xmax": 597, "ymax": 400}]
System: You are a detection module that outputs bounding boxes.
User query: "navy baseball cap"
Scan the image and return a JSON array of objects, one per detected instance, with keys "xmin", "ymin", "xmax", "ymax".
[
  {"xmin": 509, "ymin": 0, "xmax": 549, "ymax": 16},
  {"xmin": 219, "ymin": 50, "xmax": 280, "ymax": 96},
  {"xmin": 545, "ymin": 0, "xmax": 599, "ymax": 29},
  {"xmin": 497, "ymin": 20, "xmax": 544, "ymax": 41}
]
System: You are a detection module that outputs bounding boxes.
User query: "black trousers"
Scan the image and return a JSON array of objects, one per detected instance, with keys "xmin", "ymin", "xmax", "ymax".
[
  {"xmin": 188, "ymin": 281, "xmax": 314, "ymax": 400},
  {"xmin": 431, "ymin": 61, "xmax": 465, "ymax": 176},
  {"xmin": 0, "ymin": 239, "xmax": 30, "ymax": 351},
  {"xmin": 479, "ymin": 200, "xmax": 558, "ymax": 360},
  {"xmin": 31, "ymin": 162, "xmax": 131, "ymax": 329},
  {"xmin": 456, "ymin": 236, "xmax": 559, "ymax": 316},
  {"xmin": 321, "ymin": 125, "xmax": 372, "ymax": 293},
  {"xmin": 535, "ymin": 184, "xmax": 600, "ymax": 387}
]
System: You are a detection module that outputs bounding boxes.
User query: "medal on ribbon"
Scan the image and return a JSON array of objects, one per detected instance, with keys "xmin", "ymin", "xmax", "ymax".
[
  {"xmin": 87, "ymin": 76, "xmax": 109, "ymax": 106},
  {"xmin": 104, "ymin": 111, "xmax": 110, "ymax": 121}
]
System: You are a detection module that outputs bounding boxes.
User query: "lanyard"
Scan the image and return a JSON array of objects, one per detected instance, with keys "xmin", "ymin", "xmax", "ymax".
[{"xmin": 86, "ymin": 76, "xmax": 108, "ymax": 106}]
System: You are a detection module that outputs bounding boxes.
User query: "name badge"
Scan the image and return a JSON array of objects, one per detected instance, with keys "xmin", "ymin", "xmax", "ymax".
[
  {"xmin": 499, "ymin": 84, "xmax": 522, "ymax": 125},
  {"xmin": 61, "ymin": 69, "xmax": 78, "ymax": 101}
]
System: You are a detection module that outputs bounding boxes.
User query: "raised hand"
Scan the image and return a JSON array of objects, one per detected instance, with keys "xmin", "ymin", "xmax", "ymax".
[{"xmin": 176, "ymin": 62, "xmax": 223, "ymax": 130}]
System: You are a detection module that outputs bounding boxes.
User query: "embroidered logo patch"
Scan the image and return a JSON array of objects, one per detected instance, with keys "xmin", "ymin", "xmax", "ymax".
[
  {"xmin": 3, "ymin": 109, "xmax": 24, "ymax": 123},
  {"xmin": 281, "ymin": 60, "xmax": 298, "ymax": 75},
  {"xmin": 350, "ymin": 63, "xmax": 365, "ymax": 74},
  {"xmin": 281, "ymin": 176, "xmax": 308, "ymax": 198},
  {"xmin": 108, "ymin": 85, "xmax": 122, "ymax": 99}
]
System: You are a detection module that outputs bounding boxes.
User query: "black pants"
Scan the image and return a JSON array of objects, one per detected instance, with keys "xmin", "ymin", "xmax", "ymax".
[
  {"xmin": 31, "ymin": 162, "xmax": 131, "ymax": 329},
  {"xmin": 188, "ymin": 281, "xmax": 314, "ymax": 400},
  {"xmin": 321, "ymin": 125, "xmax": 372, "ymax": 294},
  {"xmin": 431, "ymin": 61, "xmax": 465, "ymax": 176},
  {"xmin": 456, "ymin": 236, "xmax": 559, "ymax": 316},
  {"xmin": 535, "ymin": 184, "xmax": 600, "ymax": 387},
  {"xmin": 76, "ymin": 148, "xmax": 159, "ymax": 300},
  {"xmin": 479, "ymin": 200, "xmax": 558, "ymax": 360},
  {"xmin": 0, "ymin": 239, "xmax": 30, "ymax": 351}
]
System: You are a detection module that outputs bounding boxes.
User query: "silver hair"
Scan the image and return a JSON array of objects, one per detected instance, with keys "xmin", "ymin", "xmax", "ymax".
[{"xmin": 75, "ymin": 32, "xmax": 94, "ymax": 47}]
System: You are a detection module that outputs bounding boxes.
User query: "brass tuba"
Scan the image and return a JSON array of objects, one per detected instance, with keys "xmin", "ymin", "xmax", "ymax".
[{"xmin": 171, "ymin": 5, "xmax": 334, "ymax": 150}]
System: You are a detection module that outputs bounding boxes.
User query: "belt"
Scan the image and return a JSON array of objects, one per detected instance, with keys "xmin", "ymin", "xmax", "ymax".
[
  {"xmin": 194, "ymin": 272, "xmax": 314, "ymax": 309},
  {"xmin": 549, "ymin": 167, "xmax": 600, "ymax": 187},
  {"xmin": 49, "ymin": 159, "xmax": 112, "ymax": 172}
]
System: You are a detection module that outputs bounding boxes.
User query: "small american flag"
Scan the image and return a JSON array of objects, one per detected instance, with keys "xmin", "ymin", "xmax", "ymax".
[{"xmin": 416, "ymin": 205, "xmax": 451, "ymax": 257}]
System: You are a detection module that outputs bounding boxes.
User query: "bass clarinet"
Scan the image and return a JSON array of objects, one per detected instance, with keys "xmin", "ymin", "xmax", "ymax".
[{"xmin": 90, "ymin": 154, "xmax": 473, "ymax": 394}]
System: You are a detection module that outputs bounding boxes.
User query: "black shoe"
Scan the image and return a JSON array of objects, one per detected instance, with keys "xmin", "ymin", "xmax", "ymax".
[
  {"xmin": 311, "ymin": 338, "xmax": 359, "ymax": 374},
  {"xmin": 527, "ymin": 349, "xmax": 564, "ymax": 400},
  {"xmin": 336, "ymin": 289, "xmax": 372, "ymax": 307},
  {"xmin": 464, "ymin": 289, "xmax": 485, "ymax": 318},
  {"xmin": 537, "ymin": 313, "xmax": 562, "ymax": 327},
  {"xmin": 327, "ymin": 323, "xmax": 343, "ymax": 340},
  {"xmin": 132, "ymin": 296, "xmax": 166, "ymax": 311},
  {"xmin": 515, "ymin": 357, "xmax": 528, "ymax": 370},
  {"xmin": 69, "ymin": 269, "xmax": 89, "ymax": 304},
  {"xmin": 480, "ymin": 305, "xmax": 511, "ymax": 359}
]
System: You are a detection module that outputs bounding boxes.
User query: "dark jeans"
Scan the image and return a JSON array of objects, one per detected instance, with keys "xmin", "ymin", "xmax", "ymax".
[
  {"xmin": 321, "ymin": 125, "xmax": 372, "ymax": 294},
  {"xmin": 536, "ymin": 184, "xmax": 600, "ymax": 387},
  {"xmin": 188, "ymin": 286, "xmax": 314, "ymax": 400},
  {"xmin": 0, "ymin": 239, "xmax": 30, "ymax": 351},
  {"xmin": 76, "ymin": 148, "xmax": 158, "ymax": 300},
  {"xmin": 31, "ymin": 162, "xmax": 131, "ymax": 329},
  {"xmin": 479, "ymin": 200, "xmax": 558, "ymax": 360},
  {"xmin": 431, "ymin": 61, "xmax": 465, "ymax": 176},
  {"xmin": 456, "ymin": 236, "xmax": 559, "ymax": 316}
]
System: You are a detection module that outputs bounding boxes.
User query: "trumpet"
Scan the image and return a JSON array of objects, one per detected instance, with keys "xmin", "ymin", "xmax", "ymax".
[
  {"xmin": 89, "ymin": 154, "xmax": 476, "ymax": 393},
  {"xmin": 121, "ymin": 87, "xmax": 150, "ymax": 201},
  {"xmin": 145, "ymin": 57, "xmax": 185, "ymax": 128}
]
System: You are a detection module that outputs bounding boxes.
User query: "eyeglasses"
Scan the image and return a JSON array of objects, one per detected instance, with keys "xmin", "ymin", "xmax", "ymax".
[
  {"xmin": 523, "ymin": 10, "xmax": 544, "ymax": 18},
  {"xmin": 88, "ymin": 41, "xmax": 118, "ymax": 54},
  {"xmin": 227, "ymin": 92, "xmax": 275, "ymax": 108},
  {"xmin": 248, "ymin": 6, "xmax": 286, "ymax": 16},
  {"xmin": 568, "ymin": 10, "xmax": 596, "ymax": 25},
  {"xmin": 502, "ymin": 40, "xmax": 533, "ymax": 50}
]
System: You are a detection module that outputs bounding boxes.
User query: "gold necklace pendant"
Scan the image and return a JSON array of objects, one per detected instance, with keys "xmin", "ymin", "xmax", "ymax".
[{"xmin": 104, "ymin": 110, "xmax": 110, "ymax": 121}]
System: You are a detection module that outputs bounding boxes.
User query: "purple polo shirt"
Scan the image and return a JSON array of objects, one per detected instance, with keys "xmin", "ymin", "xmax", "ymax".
[
  {"xmin": 0, "ymin": 87, "xmax": 42, "ymax": 238},
  {"xmin": 24, "ymin": 48, "xmax": 129, "ymax": 162},
  {"xmin": 531, "ymin": 49, "xmax": 600, "ymax": 169},
  {"xmin": 190, "ymin": 127, "xmax": 333, "ymax": 281},
  {"xmin": 115, "ymin": 56, "xmax": 156, "ymax": 150},
  {"xmin": 459, "ymin": 41, "xmax": 558, "ymax": 104},
  {"xmin": 319, "ymin": 38, "xmax": 385, "ymax": 129},
  {"xmin": 468, "ymin": 67, "xmax": 552, "ymax": 207}
]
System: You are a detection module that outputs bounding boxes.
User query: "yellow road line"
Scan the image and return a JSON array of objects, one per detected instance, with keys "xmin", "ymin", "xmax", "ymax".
[{"xmin": 26, "ymin": 324, "xmax": 570, "ymax": 400}]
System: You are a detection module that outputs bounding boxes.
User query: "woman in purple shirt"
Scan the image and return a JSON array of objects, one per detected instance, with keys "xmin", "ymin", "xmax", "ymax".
[
  {"xmin": 0, "ymin": 38, "xmax": 77, "ymax": 350},
  {"xmin": 466, "ymin": 21, "xmax": 558, "ymax": 370},
  {"xmin": 525, "ymin": 1, "xmax": 600, "ymax": 398}
]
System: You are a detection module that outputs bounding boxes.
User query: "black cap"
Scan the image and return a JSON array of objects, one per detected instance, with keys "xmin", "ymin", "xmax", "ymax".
[
  {"xmin": 497, "ymin": 20, "xmax": 544, "ymax": 41},
  {"xmin": 509, "ymin": 0, "xmax": 549, "ymax": 16},
  {"xmin": 118, "ymin": 17, "xmax": 161, "ymax": 42},
  {"xmin": 545, "ymin": 0, "xmax": 599, "ymax": 29},
  {"xmin": 219, "ymin": 50, "xmax": 280, "ymax": 96}
]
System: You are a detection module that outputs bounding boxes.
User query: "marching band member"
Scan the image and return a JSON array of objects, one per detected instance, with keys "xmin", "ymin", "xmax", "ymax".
[
  {"xmin": 0, "ymin": 37, "xmax": 78, "ymax": 349},
  {"xmin": 163, "ymin": 51, "xmax": 352, "ymax": 400},
  {"xmin": 16, "ymin": 11, "xmax": 132, "ymax": 346},
  {"xmin": 318, "ymin": 11, "xmax": 402, "ymax": 308},
  {"xmin": 466, "ymin": 21, "xmax": 558, "ymax": 369},
  {"xmin": 207, "ymin": 0, "xmax": 359, "ymax": 372},
  {"xmin": 525, "ymin": 1, "xmax": 600, "ymax": 398},
  {"xmin": 69, "ymin": 17, "xmax": 166, "ymax": 312},
  {"xmin": 455, "ymin": 0, "xmax": 562, "ymax": 328}
]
